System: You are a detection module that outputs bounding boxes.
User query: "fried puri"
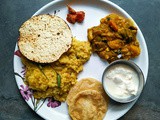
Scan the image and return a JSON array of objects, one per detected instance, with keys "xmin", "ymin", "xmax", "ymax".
[
  {"xmin": 67, "ymin": 78, "xmax": 109, "ymax": 120},
  {"xmin": 68, "ymin": 90, "xmax": 107, "ymax": 120},
  {"xmin": 66, "ymin": 78, "xmax": 109, "ymax": 105}
]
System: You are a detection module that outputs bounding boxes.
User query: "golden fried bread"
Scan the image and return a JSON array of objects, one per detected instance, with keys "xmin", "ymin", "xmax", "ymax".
[
  {"xmin": 66, "ymin": 78, "xmax": 108, "ymax": 105},
  {"xmin": 69, "ymin": 90, "xmax": 107, "ymax": 120},
  {"xmin": 18, "ymin": 14, "xmax": 72, "ymax": 63}
]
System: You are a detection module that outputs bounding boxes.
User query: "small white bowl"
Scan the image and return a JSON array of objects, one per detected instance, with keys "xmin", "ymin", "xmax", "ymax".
[{"xmin": 102, "ymin": 59, "xmax": 145, "ymax": 103}]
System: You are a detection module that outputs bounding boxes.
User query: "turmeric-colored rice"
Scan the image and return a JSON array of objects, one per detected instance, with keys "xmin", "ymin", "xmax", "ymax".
[{"xmin": 21, "ymin": 38, "xmax": 92, "ymax": 101}]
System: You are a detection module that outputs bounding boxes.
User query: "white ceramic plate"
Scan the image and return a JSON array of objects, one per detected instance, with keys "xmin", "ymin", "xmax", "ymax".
[{"xmin": 14, "ymin": 0, "xmax": 149, "ymax": 120}]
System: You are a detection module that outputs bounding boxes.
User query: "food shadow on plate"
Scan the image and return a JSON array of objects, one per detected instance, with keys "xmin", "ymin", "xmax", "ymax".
[{"xmin": 108, "ymin": 97, "xmax": 135, "ymax": 111}]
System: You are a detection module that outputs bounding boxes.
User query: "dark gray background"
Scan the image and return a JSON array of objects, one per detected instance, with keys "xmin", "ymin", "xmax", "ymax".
[{"xmin": 0, "ymin": 0, "xmax": 160, "ymax": 120}]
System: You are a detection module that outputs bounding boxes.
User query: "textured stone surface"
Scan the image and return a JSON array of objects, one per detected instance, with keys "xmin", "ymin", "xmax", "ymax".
[{"xmin": 0, "ymin": 0, "xmax": 160, "ymax": 120}]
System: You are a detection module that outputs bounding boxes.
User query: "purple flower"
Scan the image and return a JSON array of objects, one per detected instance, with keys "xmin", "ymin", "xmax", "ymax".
[
  {"xmin": 47, "ymin": 98, "xmax": 61, "ymax": 108},
  {"xmin": 20, "ymin": 85, "xmax": 32, "ymax": 101}
]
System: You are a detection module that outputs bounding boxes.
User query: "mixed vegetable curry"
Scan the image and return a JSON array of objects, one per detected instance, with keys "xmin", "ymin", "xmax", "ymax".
[{"xmin": 88, "ymin": 14, "xmax": 141, "ymax": 63}]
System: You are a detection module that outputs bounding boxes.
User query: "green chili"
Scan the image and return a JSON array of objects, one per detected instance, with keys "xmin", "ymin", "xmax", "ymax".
[
  {"xmin": 38, "ymin": 64, "xmax": 49, "ymax": 80},
  {"xmin": 57, "ymin": 73, "xmax": 61, "ymax": 88}
]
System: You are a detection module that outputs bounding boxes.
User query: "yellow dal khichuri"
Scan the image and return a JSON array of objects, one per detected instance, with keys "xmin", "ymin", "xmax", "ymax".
[{"xmin": 21, "ymin": 38, "xmax": 92, "ymax": 101}]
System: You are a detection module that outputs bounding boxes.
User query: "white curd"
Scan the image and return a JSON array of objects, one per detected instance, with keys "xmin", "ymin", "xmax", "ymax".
[{"xmin": 104, "ymin": 64, "xmax": 139, "ymax": 99}]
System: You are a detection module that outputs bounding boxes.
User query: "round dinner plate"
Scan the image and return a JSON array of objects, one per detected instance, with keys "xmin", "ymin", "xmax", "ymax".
[{"xmin": 14, "ymin": 0, "xmax": 149, "ymax": 120}]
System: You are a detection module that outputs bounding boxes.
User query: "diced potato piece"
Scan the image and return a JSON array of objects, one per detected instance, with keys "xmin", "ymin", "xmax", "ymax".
[
  {"xmin": 88, "ymin": 29, "xmax": 93, "ymax": 41},
  {"xmin": 129, "ymin": 45, "xmax": 141, "ymax": 57},
  {"xmin": 107, "ymin": 39, "xmax": 124, "ymax": 49}
]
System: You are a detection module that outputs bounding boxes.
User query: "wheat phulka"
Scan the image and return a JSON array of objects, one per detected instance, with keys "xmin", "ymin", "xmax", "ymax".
[{"xmin": 18, "ymin": 14, "xmax": 72, "ymax": 63}]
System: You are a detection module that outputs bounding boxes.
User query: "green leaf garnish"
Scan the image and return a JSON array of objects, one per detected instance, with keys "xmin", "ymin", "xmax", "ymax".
[
  {"xmin": 38, "ymin": 64, "xmax": 49, "ymax": 80},
  {"xmin": 57, "ymin": 73, "xmax": 61, "ymax": 88}
]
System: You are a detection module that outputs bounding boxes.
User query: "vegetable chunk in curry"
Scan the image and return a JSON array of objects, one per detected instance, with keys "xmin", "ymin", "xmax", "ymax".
[{"xmin": 88, "ymin": 14, "xmax": 141, "ymax": 63}]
